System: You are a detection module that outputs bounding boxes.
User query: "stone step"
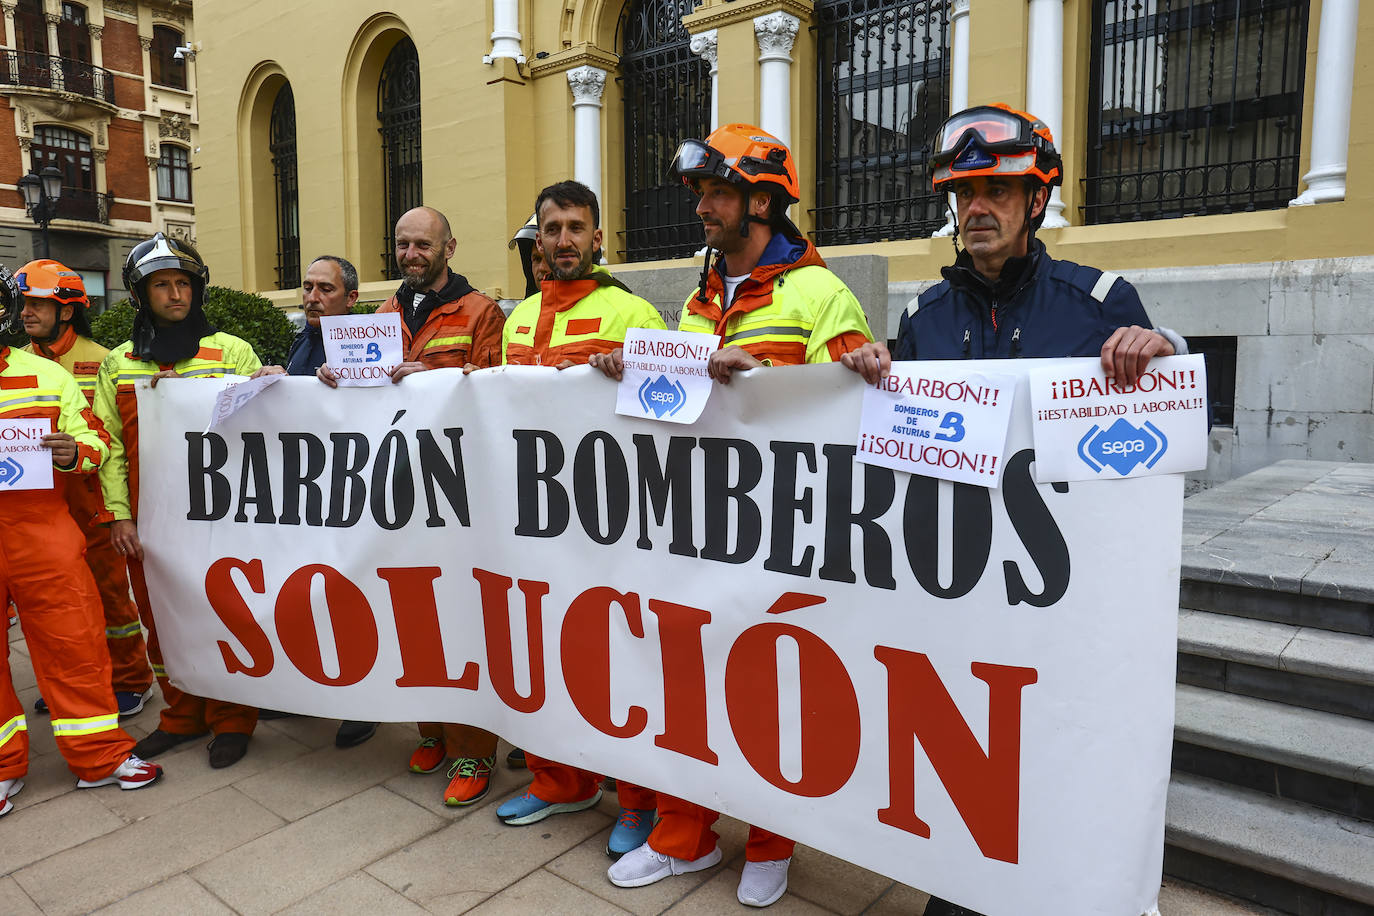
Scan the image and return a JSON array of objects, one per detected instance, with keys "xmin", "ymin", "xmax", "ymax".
[
  {"xmin": 1177, "ymin": 608, "xmax": 1374, "ymax": 721},
  {"xmin": 1179, "ymin": 579, "xmax": 1374, "ymax": 638},
  {"xmin": 1173, "ymin": 685, "xmax": 1374, "ymax": 820},
  {"xmin": 1165, "ymin": 773, "xmax": 1374, "ymax": 911}
]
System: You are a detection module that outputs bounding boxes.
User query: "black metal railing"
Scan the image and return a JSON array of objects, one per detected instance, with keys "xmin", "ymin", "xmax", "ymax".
[
  {"xmin": 813, "ymin": 0, "xmax": 949, "ymax": 246},
  {"xmin": 1084, "ymin": 0, "xmax": 1310, "ymax": 224},
  {"xmin": 271, "ymin": 83, "xmax": 301, "ymax": 291},
  {"xmin": 619, "ymin": 0, "xmax": 711, "ymax": 263},
  {"xmin": 49, "ymin": 188, "xmax": 114, "ymax": 224},
  {"xmin": 0, "ymin": 50, "xmax": 116, "ymax": 105}
]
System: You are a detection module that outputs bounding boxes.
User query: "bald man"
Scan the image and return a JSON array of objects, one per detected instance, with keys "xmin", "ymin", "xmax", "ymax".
[
  {"xmin": 316, "ymin": 207, "xmax": 507, "ymax": 807},
  {"xmin": 318, "ymin": 206, "xmax": 505, "ymax": 386}
]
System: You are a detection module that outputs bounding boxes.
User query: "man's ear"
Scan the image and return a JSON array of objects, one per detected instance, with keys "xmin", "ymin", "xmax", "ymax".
[
  {"xmin": 60, "ymin": 303, "xmax": 75, "ymax": 324},
  {"xmin": 750, "ymin": 190, "xmax": 772, "ymax": 219},
  {"xmin": 347, "ymin": 290, "xmax": 359, "ymax": 308},
  {"xmin": 1030, "ymin": 185, "xmax": 1049, "ymax": 221},
  {"xmin": 444, "ymin": 234, "xmax": 458, "ymax": 260}
]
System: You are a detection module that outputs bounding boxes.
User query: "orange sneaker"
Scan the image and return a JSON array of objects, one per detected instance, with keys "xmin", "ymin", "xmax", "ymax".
[
  {"xmin": 408, "ymin": 737, "xmax": 446, "ymax": 774},
  {"xmin": 444, "ymin": 756, "xmax": 496, "ymax": 806}
]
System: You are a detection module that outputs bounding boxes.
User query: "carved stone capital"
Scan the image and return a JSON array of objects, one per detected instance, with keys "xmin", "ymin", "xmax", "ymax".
[
  {"xmin": 180, "ymin": 49, "xmax": 196, "ymax": 61},
  {"xmin": 950, "ymin": 0, "xmax": 971, "ymax": 19},
  {"xmin": 566, "ymin": 65, "xmax": 606, "ymax": 107},
  {"xmin": 754, "ymin": 12, "xmax": 800, "ymax": 62},
  {"xmin": 87, "ymin": 24, "xmax": 103, "ymax": 39},
  {"xmin": 146, "ymin": 155, "xmax": 159, "ymax": 170},
  {"xmin": 93, "ymin": 148, "xmax": 107, "ymax": 162},
  {"xmin": 0, "ymin": 4, "xmax": 18, "ymax": 19},
  {"xmin": 689, "ymin": 28, "xmax": 719, "ymax": 71},
  {"xmin": 18, "ymin": 137, "xmax": 31, "ymax": 152},
  {"xmin": 44, "ymin": 12, "xmax": 60, "ymax": 25},
  {"xmin": 139, "ymin": 36, "xmax": 154, "ymax": 51}
]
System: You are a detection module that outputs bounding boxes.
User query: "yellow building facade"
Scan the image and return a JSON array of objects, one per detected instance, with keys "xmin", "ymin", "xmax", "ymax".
[{"xmin": 193, "ymin": 0, "xmax": 1373, "ymax": 480}]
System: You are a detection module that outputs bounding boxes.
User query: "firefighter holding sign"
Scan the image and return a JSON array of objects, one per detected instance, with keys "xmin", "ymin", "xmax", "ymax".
[{"xmin": 0, "ymin": 263, "xmax": 162, "ymax": 817}]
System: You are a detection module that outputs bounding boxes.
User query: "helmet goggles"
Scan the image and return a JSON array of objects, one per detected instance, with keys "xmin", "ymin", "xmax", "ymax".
[
  {"xmin": 670, "ymin": 138, "xmax": 792, "ymax": 189},
  {"xmin": 931, "ymin": 106, "xmax": 1048, "ymax": 169}
]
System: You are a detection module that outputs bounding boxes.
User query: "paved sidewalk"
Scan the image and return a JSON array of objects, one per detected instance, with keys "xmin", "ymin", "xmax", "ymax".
[{"xmin": 4, "ymin": 621, "xmax": 1267, "ymax": 915}]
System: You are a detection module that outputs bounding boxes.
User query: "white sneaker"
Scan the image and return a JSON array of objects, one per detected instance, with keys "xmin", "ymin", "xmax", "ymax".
[
  {"xmin": 0, "ymin": 778, "xmax": 24, "ymax": 817},
  {"xmin": 76, "ymin": 755, "xmax": 163, "ymax": 790},
  {"xmin": 738, "ymin": 857, "xmax": 791, "ymax": 907},
  {"xmin": 607, "ymin": 841, "xmax": 722, "ymax": 887}
]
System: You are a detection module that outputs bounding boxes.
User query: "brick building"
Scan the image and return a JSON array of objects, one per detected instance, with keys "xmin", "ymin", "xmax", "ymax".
[{"xmin": 0, "ymin": 0, "xmax": 197, "ymax": 308}]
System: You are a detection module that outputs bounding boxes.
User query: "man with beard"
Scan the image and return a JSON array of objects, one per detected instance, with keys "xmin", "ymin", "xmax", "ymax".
[
  {"xmin": 93, "ymin": 234, "xmax": 282, "ymax": 770},
  {"xmin": 491, "ymin": 180, "xmax": 663, "ymax": 858},
  {"xmin": 318, "ymin": 206, "xmax": 506, "ymax": 807},
  {"xmin": 317, "ymin": 207, "xmax": 505, "ymax": 387},
  {"xmin": 17, "ymin": 260, "xmax": 154, "ymax": 720},
  {"xmin": 590, "ymin": 125, "xmax": 874, "ymax": 909}
]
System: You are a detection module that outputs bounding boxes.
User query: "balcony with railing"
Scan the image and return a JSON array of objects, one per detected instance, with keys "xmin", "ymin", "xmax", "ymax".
[{"xmin": 0, "ymin": 50, "xmax": 117, "ymax": 105}]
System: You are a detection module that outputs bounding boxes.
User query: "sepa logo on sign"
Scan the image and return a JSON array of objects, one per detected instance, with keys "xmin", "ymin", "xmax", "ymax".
[
  {"xmin": 0, "ymin": 456, "xmax": 25, "ymax": 488},
  {"xmin": 1077, "ymin": 418, "xmax": 1168, "ymax": 476},
  {"xmin": 638, "ymin": 374, "xmax": 688, "ymax": 419}
]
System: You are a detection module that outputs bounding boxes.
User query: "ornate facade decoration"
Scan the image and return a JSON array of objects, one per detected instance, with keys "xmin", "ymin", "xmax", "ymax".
[
  {"xmin": 688, "ymin": 29, "xmax": 718, "ymax": 70},
  {"xmin": 103, "ymin": 0, "xmax": 137, "ymax": 19},
  {"xmin": 140, "ymin": 36, "xmax": 154, "ymax": 51},
  {"xmin": 87, "ymin": 24, "xmax": 103, "ymax": 40},
  {"xmin": 159, "ymin": 112, "xmax": 190, "ymax": 140},
  {"xmin": 164, "ymin": 221, "xmax": 195, "ymax": 244},
  {"xmin": 753, "ymin": 11, "xmax": 800, "ymax": 61},
  {"xmin": 565, "ymin": 65, "xmax": 607, "ymax": 106},
  {"xmin": 146, "ymin": 155, "xmax": 159, "ymax": 170}
]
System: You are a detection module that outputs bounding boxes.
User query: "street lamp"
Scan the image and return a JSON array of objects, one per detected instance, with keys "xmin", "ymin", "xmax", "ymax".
[{"xmin": 17, "ymin": 165, "xmax": 64, "ymax": 258}]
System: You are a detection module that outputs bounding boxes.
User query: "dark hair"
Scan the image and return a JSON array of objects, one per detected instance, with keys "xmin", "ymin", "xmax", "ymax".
[
  {"xmin": 307, "ymin": 255, "xmax": 359, "ymax": 294},
  {"xmin": 535, "ymin": 180, "xmax": 600, "ymax": 229}
]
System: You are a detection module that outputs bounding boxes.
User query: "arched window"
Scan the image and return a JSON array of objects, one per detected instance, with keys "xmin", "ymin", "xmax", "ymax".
[
  {"xmin": 32, "ymin": 125, "xmax": 98, "ymax": 221},
  {"xmin": 150, "ymin": 25, "xmax": 186, "ymax": 89},
  {"xmin": 619, "ymin": 0, "xmax": 711, "ymax": 262},
  {"xmin": 270, "ymin": 83, "xmax": 300, "ymax": 290},
  {"xmin": 814, "ymin": 0, "xmax": 949, "ymax": 245},
  {"xmin": 377, "ymin": 37, "xmax": 421, "ymax": 280},
  {"xmin": 156, "ymin": 143, "xmax": 191, "ymax": 202}
]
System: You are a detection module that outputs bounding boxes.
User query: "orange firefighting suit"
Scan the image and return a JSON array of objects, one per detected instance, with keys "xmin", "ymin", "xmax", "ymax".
[
  {"xmin": 504, "ymin": 265, "xmax": 665, "ymax": 813},
  {"xmin": 25, "ymin": 326, "xmax": 153, "ymax": 696},
  {"xmin": 92, "ymin": 333, "xmax": 261, "ymax": 738},
  {"xmin": 656, "ymin": 234, "xmax": 874, "ymax": 863},
  {"xmin": 0, "ymin": 346, "xmax": 136, "ymax": 781}
]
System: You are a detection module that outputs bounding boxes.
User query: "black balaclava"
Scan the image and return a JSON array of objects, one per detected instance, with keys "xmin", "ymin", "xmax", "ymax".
[{"xmin": 130, "ymin": 273, "xmax": 215, "ymax": 364}]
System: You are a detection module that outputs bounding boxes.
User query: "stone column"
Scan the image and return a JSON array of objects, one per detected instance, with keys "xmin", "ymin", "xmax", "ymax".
[
  {"xmin": 1290, "ymin": 0, "xmax": 1359, "ymax": 206},
  {"xmin": 934, "ymin": 0, "xmax": 971, "ymax": 237},
  {"xmin": 689, "ymin": 28, "xmax": 719, "ymax": 132},
  {"xmin": 753, "ymin": 11, "xmax": 799, "ymax": 146},
  {"xmin": 44, "ymin": 10, "xmax": 58, "ymax": 58},
  {"xmin": 1026, "ymin": 0, "xmax": 1068, "ymax": 227},
  {"xmin": 567, "ymin": 65, "xmax": 607, "ymax": 201},
  {"xmin": 484, "ymin": 0, "xmax": 524, "ymax": 65},
  {"xmin": 1, "ymin": 4, "xmax": 18, "ymax": 50},
  {"xmin": 87, "ymin": 23, "xmax": 103, "ymax": 68}
]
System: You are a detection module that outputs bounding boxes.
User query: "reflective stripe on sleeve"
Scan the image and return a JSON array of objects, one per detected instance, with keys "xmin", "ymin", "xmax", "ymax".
[
  {"xmin": 423, "ymin": 335, "xmax": 473, "ymax": 350},
  {"xmin": 150, "ymin": 662, "xmax": 166, "ymax": 677},
  {"xmin": 105, "ymin": 621, "xmax": 144, "ymax": 640}
]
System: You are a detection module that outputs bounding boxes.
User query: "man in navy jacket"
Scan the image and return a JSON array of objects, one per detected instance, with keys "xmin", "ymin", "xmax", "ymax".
[{"xmin": 843, "ymin": 104, "xmax": 1183, "ymax": 386}]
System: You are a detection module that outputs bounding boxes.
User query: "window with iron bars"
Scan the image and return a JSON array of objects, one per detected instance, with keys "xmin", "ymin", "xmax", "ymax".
[
  {"xmin": 1084, "ymin": 0, "xmax": 1310, "ymax": 224},
  {"xmin": 378, "ymin": 37, "xmax": 422, "ymax": 281},
  {"xmin": 619, "ymin": 0, "xmax": 711, "ymax": 263},
  {"xmin": 270, "ymin": 83, "xmax": 300, "ymax": 291},
  {"xmin": 813, "ymin": 0, "xmax": 949, "ymax": 246}
]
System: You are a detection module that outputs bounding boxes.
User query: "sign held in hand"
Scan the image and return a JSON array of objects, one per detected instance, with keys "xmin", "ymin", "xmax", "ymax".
[
  {"xmin": 321, "ymin": 312, "xmax": 404, "ymax": 387},
  {"xmin": 0, "ymin": 418, "xmax": 55, "ymax": 491},
  {"xmin": 614, "ymin": 328, "xmax": 718, "ymax": 424}
]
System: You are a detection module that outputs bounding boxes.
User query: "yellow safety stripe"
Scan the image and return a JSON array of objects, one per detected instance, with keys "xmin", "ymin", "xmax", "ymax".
[
  {"xmin": 0, "ymin": 390, "xmax": 62, "ymax": 411},
  {"xmin": 150, "ymin": 662, "xmax": 166, "ymax": 677},
  {"xmin": 51, "ymin": 713, "xmax": 120, "ymax": 737},
  {"xmin": 105, "ymin": 621, "xmax": 143, "ymax": 640},
  {"xmin": 723, "ymin": 325, "xmax": 812, "ymax": 347},
  {"xmin": 0, "ymin": 714, "xmax": 27, "ymax": 747},
  {"xmin": 177, "ymin": 364, "xmax": 234, "ymax": 378},
  {"xmin": 423, "ymin": 335, "xmax": 472, "ymax": 350}
]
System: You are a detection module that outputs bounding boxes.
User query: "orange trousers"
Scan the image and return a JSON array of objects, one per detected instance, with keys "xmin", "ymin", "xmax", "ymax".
[
  {"xmin": 65, "ymin": 476, "xmax": 152, "ymax": 694},
  {"xmin": 525, "ymin": 754, "xmax": 656, "ymax": 811},
  {"xmin": 649, "ymin": 794, "xmax": 795, "ymax": 863},
  {"xmin": 0, "ymin": 491, "xmax": 134, "ymax": 782},
  {"xmin": 128, "ymin": 558, "xmax": 257, "ymax": 736}
]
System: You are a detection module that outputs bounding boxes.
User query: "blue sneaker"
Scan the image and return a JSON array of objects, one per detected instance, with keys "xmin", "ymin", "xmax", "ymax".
[
  {"xmin": 607, "ymin": 807, "xmax": 655, "ymax": 859},
  {"xmin": 116, "ymin": 687, "xmax": 153, "ymax": 718},
  {"xmin": 496, "ymin": 788, "xmax": 602, "ymax": 826}
]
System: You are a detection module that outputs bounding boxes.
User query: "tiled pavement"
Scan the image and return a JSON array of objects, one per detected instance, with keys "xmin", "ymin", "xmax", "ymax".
[{"xmin": 4, "ymin": 621, "xmax": 1270, "ymax": 915}]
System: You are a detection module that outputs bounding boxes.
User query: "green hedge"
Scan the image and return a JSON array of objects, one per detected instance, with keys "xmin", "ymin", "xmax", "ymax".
[{"xmin": 91, "ymin": 286, "xmax": 299, "ymax": 366}]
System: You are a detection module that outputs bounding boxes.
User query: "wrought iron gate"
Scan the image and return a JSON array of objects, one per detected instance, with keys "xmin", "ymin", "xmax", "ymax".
[
  {"xmin": 270, "ymin": 83, "xmax": 300, "ymax": 291},
  {"xmin": 378, "ymin": 37, "xmax": 422, "ymax": 279},
  {"xmin": 619, "ymin": 0, "xmax": 712, "ymax": 262}
]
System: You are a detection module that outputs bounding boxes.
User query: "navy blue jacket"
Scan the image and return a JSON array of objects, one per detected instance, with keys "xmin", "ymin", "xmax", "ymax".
[
  {"xmin": 895, "ymin": 240, "xmax": 1152, "ymax": 360},
  {"xmin": 285, "ymin": 325, "xmax": 327, "ymax": 376}
]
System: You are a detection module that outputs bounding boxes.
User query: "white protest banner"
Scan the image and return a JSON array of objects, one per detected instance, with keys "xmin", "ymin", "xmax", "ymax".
[
  {"xmin": 208, "ymin": 374, "xmax": 279, "ymax": 430},
  {"xmin": 1028, "ymin": 354, "xmax": 1208, "ymax": 483},
  {"xmin": 136, "ymin": 362, "xmax": 1178, "ymax": 916},
  {"xmin": 856, "ymin": 361, "xmax": 1016, "ymax": 488},
  {"xmin": 615, "ymin": 328, "xmax": 717, "ymax": 424},
  {"xmin": 320, "ymin": 312, "xmax": 404, "ymax": 386},
  {"xmin": 0, "ymin": 418, "xmax": 55, "ymax": 491}
]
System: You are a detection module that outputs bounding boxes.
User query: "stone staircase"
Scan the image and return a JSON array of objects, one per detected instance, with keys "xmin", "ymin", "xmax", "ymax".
[{"xmin": 1167, "ymin": 461, "xmax": 1374, "ymax": 914}]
